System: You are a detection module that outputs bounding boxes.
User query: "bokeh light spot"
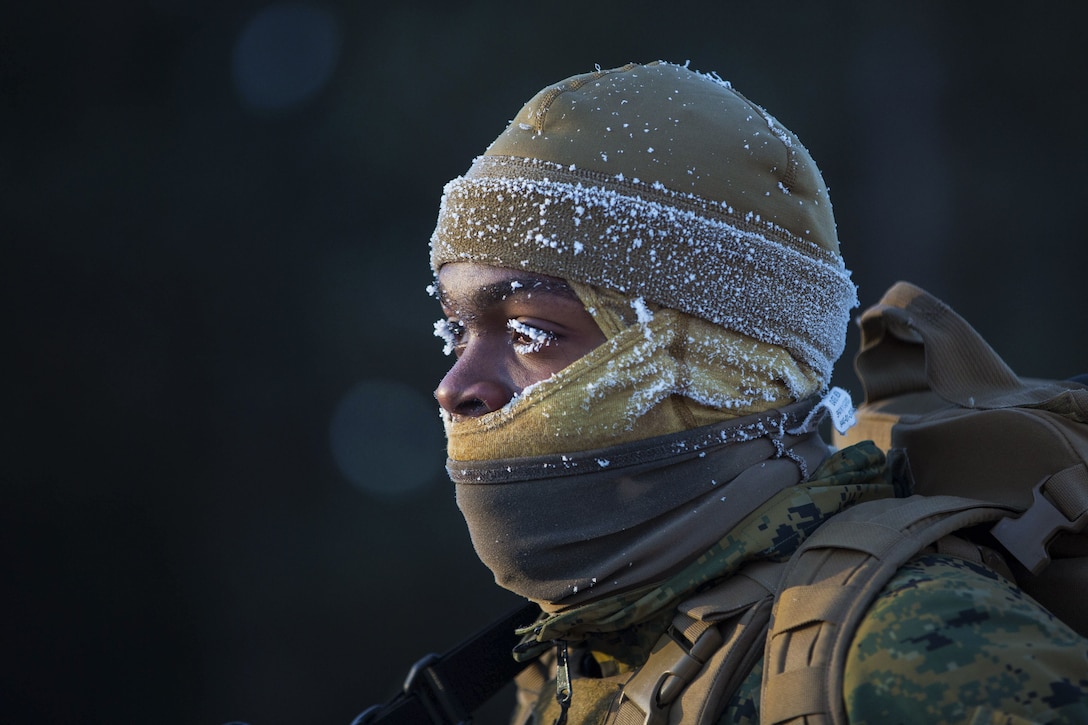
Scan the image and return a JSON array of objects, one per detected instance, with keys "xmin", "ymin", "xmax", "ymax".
[
  {"xmin": 231, "ymin": 2, "xmax": 341, "ymax": 112},
  {"xmin": 330, "ymin": 380, "xmax": 444, "ymax": 498}
]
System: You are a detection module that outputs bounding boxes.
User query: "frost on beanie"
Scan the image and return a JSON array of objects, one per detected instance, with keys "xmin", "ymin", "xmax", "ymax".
[{"xmin": 431, "ymin": 61, "xmax": 858, "ymax": 460}]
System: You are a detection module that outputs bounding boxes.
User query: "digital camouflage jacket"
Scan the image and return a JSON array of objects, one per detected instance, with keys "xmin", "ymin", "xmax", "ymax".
[{"xmin": 510, "ymin": 443, "xmax": 1088, "ymax": 724}]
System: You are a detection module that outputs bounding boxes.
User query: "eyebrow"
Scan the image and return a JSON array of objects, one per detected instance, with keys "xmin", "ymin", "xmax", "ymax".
[{"xmin": 438, "ymin": 274, "xmax": 581, "ymax": 312}]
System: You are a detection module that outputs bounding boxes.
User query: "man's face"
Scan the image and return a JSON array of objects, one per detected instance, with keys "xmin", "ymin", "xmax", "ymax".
[{"xmin": 433, "ymin": 262, "xmax": 606, "ymax": 419}]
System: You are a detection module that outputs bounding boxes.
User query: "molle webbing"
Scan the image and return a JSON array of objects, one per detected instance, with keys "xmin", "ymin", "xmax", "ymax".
[
  {"xmin": 760, "ymin": 495, "xmax": 1013, "ymax": 725},
  {"xmin": 602, "ymin": 562, "xmax": 781, "ymax": 725},
  {"xmin": 600, "ymin": 496, "xmax": 1014, "ymax": 725}
]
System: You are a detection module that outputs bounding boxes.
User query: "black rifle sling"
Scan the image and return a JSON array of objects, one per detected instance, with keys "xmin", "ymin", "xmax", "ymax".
[{"xmin": 353, "ymin": 601, "xmax": 540, "ymax": 725}]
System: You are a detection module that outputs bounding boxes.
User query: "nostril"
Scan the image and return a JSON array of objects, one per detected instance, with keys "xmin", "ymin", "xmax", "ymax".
[
  {"xmin": 435, "ymin": 376, "xmax": 512, "ymax": 418},
  {"xmin": 454, "ymin": 396, "xmax": 492, "ymax": 417}
]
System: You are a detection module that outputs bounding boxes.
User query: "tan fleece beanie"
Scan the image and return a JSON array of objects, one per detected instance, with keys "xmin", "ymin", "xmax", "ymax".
[
  {"xmin": 432, "ymin": 61, "xmax": 856, "ymax": 381},
  {"xmin": 432, "ymin": 61, "xmax": 857, "ymax": 459}
]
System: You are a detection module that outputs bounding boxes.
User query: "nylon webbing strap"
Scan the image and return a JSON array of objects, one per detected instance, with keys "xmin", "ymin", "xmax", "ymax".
[
  {"xmin": 761, "ymin": 496, "xmax": 1012, "ymax": 725},
  {"xmin": 353, "ymin": 601, "xmax": 539, "ymax": 725},
  {"xmin": 1049, "ymin": 463, "xmax": 1088, "ymax": 520},
  {"xmin": 610, "ymin": 562, "xmax": 783, "ymax": 725}
]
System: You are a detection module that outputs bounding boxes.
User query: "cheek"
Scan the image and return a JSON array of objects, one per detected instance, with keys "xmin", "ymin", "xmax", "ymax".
[
  {"xmin": 516, "ymin": 347, "xmax": 591, "ymax": 386},
  {"xmin": 560, "ymin": 331, "xmax": 607, "ymax": 368},
  {"xmin": 510, "ymin": 361, "xmax": 562, "ymax": 391}
]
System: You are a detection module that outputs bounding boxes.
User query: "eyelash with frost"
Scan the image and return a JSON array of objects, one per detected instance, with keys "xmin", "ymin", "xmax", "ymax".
[
  {"xmin": 434, "ymin": 318, "xmax": 554, "ymax": 356},
  {"xmin": 508, "ymin": 319, "xmax": 555, "ymax": 354},
  {"xmin": 434, "ymin": 319, "xmax": 459, "ymax": 356}
]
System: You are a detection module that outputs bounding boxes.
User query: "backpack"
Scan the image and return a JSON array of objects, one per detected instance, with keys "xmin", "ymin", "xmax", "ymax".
[
  {"xmin": 355, "ymin": 281, "xmax": 1088, "ymax": 725},
  {"xmin": 608, "ymin": 281, "xmax": 1088, "ymax": 724},
  {"xmin": 829, "ymin": 280, "xmax": 1088, "ymax": 633}
]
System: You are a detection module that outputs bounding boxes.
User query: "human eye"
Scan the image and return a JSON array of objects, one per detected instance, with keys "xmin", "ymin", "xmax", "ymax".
[
  {"xmin": 433, "ymin": 318, "xmax": 465, "ymax": 356},
  {"xmin": 507, "ymin": 319, "xmax": 557, "ymax": 354}
]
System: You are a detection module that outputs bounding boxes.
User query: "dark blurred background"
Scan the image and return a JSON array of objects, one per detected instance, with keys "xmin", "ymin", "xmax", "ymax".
[{"xmin": 5, "ymin": 2, "xmax": 1087, "ymax": 723}]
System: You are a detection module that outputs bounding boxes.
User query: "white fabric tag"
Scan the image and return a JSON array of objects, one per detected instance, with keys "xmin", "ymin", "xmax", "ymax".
[
  {"xmin": 819, "ymin": 386, "xmax": 857, "ymax": 435},
  {"xmin": 791, "ymin": 386, "xmax": 857, "ymax": 436}
]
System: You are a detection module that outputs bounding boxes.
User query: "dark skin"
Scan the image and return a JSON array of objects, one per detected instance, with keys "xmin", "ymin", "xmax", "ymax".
[{"xmin": 434, "ymin": 263, "xmax": 607, "ymax": 419}]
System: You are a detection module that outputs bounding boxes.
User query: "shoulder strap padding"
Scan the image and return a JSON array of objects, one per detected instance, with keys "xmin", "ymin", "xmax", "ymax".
[
  {"xmin": 611, "ymin": 561, "xmax": 786, "ymax": 725},
  {"xmin": 760, "ymin": 495, "xmax": 1014, "ymax": 725}
]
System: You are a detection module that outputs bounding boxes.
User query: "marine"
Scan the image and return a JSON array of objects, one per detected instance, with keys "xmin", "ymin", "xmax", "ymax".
[{"xmin": 423, "ymin": 61, "xmax": 1088, "ymax": 724}]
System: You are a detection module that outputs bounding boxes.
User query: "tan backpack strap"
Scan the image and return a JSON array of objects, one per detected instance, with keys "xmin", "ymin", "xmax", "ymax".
[
  {"xmin": 510, "ymin": 656, "xmax": 552, "ymax": 725},
  {"xmin": 856, "ymin": 282, "xmax": 1088, "ymax": 416},
  {"xmin": 669, "ymin": 597, "xmax": 773, "ymax": 725},
  {"xmin": 760, "ymin": 495, "xmax": 1013, "ymax": 725},
  {"xmin": 610, "ymin": 562, "xmax": 785, "ymax": 725}
]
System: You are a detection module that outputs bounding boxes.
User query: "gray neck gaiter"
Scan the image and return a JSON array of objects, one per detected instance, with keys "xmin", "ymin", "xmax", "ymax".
[{"xmin": 449, "ymin": 400, "xmax": 829, "ymax": 608}]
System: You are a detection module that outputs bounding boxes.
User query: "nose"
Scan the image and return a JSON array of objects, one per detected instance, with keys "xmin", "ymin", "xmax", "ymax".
[{"xmin": 434, "ymin": 345, "xmax": 516, "ymax": 417}]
